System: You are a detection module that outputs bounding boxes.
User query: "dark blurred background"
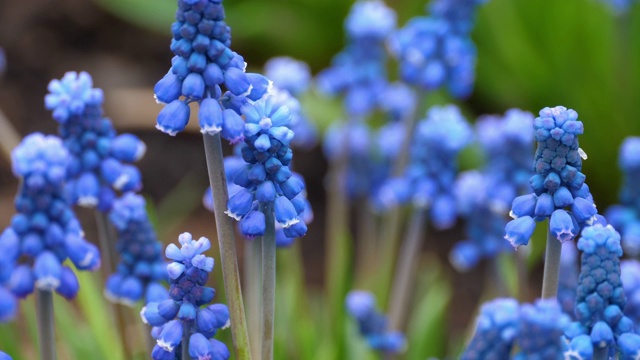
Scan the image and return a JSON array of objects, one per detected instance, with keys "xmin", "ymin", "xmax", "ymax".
[{"xmin": 0, "ymin": 0, "xmax": 639, "ymax": 355}]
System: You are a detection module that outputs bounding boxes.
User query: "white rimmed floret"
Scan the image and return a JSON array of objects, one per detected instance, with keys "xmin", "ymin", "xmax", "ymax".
[
  {"xmin": 224, "ymin": 209, "xmax": 243, "ymax": 221},
  {"xmin": 155, "ymin": 123, "xmax": 179, "ymax": 137}
]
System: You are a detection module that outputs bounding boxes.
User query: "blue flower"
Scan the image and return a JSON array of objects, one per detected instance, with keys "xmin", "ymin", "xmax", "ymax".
[
  {"xmin": 223, "ymin": 96, "xmax": 309, "ymax": 239},
  {"xmin": 140, "ymin": 232, "xmax": 230, "ymax": 360},
  {"xmin": 389, "ymin": 16, "xmax": 477, "ymax": 98},
  {"xmin": 515, "ymin": 299, "xmax": 570, "ymax": 359},
  {"xmin": 44, "ymin": 71, "xmax": 145, "ymax": 212},
  {"xmin": 3, "ymin": 133, "xmax": 100, "ymax": 304},
  {"xmin": 345, "ymin": 290, "xmax": 406, "ymax": 354},
  {"xmin": 264, "ymin": 57, "xmax": 310, "ymax": 96},
  {"xmin": 316, "ymin": 1, "xmax": 395, "ymax": 116},
  {"xmin": 105, "ymin": 193, "xmax": 168, "ymax": 305},
  {"xmin": 505, "ymin": 106, "xmax": 595, "ymax": 248},
  {"xmin": 428, "ymin": 0, "xmax": 488, "ymax": 35},
  {"xmin": 461, "ymin": 298, "xmax": 519, "ymax": 359},
  {"xmin": 0, "ymin": 351, "xmax": 11, "ymax": 360},
  {"xmin": 566, "ymin": 224, "xmax": 635, "ymax": 354}
]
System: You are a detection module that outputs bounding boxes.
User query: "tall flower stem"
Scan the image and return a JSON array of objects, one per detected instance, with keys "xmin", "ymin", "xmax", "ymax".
[
  {"xmin": 245, "ymin": 239, "xmax": 262, "ymax": 359},
  {"xmin": 541, "ymin": 228, "xmax": 562, "ymax": 299},
  {"xmin": 388, "ymin": 209, "xmax": 426, "ymax": 330},
  {"xmin": 355, "ymin": 204, "xmax": 378, "ymax": 284},
  {"xmin": 181, "ymin": 324, "xmax": 190, "ymax": 360},
  {"xmin": 36, "ymin": 289, "xmax": 56, "ymax": 360},
  {"xmin": 261, "ymin": 207, "xmax": 276, "ymax": 360},
  {"xmin": 374, "ymin": 93, "xmax": 422, "ymax": 308},
  {"xmin": 202, "ymin": 133, "xmax": 251, "ymax": 360}
]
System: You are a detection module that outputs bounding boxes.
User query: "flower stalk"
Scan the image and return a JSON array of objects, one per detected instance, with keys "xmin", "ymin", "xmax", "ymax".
[
  {"xmin": 261, "ymin": 207, "xmax": 276, "ymax": 360},
  {"xmin": 541, "ymin": 228, "xmax": 562, "ymax": 299},
  {"xmin": 202, "ymin": 133, "xmax": 251, "ymax": 360},
  {"xmin": 36, "ymin": 289, "xmax": 56, "ymax": 360}
]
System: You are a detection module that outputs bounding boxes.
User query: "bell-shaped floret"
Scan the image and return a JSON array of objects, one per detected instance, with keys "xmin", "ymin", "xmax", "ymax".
[
  {"xmin": 156, "ymin": 100, "xmax": 190, "ymax": 136},
  {"xmin": 505, "ymin": 216, "xmax": 536, "ymax": 248}
]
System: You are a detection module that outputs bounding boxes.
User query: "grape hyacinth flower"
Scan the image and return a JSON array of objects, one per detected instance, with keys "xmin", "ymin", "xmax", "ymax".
[
  {"xmin": 621, "ymin": 260, "xmax": 640, "ymax": 330},
  {"xmin": 316, "ymin": 0, "xmax": 396, "ymax": 116},
  {"xmin": 153, "ymin": 0, "xmax": 270, "ymax": 139},
  {"xmin": 44, "ymin": 71, "xmax": 146, "ymax": 211},
  {"xmin": 476, "ymin": 109, "xmax": 534, "ymax": 213},
  {"xmin": 461, "ymin": 298, "xmax": 519, "ymax": 359},
  {"xmin": 505, "ymin": 106, "xmax": 595, "ymax": 249},
  {"xmin": 105, "ymin": 193, "xmax": 169, "ymax": 305},
  {"xmin": 564, "ymin": 224, "xmax": 636, "ymax": 356},
  {"xmin": 450, "ymin": 171, "xmax": 513, "ymax": 271},
  {"xmin": 345, "ymin": 291, "xmax": 406, "ymax": 354},
  {"xmin": 376, "ymin": 105, "xmax": 472, "ymax": 229},
  {"xmin": 225, "ymin": 96, "xmax": 308, "ymax": 239},
  {"xmin": 606, "ymin": 137, "xmax": 640, "ymax": 256},
  {"xmin": 264, "ymin": 57, "xmax": 311, "ymax": 97},
  {"xmin": 203, "ymin": 156, "xmax": 313, "ymax": 247},
  {"xmin": 4, "ymin": 133, "xmax": 100, "ymax": 300},
  {"xmin": 267, "ymin": 79, "xmax": 317, "ymax": 150},
  {"xmin": 515, "ymin": 299, "xmax": 570, "ymax": 359},
  {"xmin": 140, "ymin": 233, "xmax": 230, "ymax": 360}
]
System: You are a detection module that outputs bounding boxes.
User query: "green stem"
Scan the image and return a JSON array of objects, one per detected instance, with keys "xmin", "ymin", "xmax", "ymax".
[
  {"xmin": 202, "ymin": 133, "xmax": 251, "ymax": 360},
  {"xmin": 261, "ymin": 208, "xmax": 276, "ymax": 360},
  {"xmin": 36, "ymin": 289, "xmax": 56, "ymax": 360},
  {"xmin": 182, "ymin": 323, "xmax": 190, "ymax": 360},
  {"xmin": 541, "ymin": 228, "xmax": 562, "ymax": 299},
  {"xmin": 244, "ymin": 239, "xmax": 262, "ymax": 359},
  {"xmin": 95, "ymin": 211, "xmax": 115, "ymax": 280},
  {"xmin": 388, "ymin": 209, "xmax": 426, "ymax": 331}
]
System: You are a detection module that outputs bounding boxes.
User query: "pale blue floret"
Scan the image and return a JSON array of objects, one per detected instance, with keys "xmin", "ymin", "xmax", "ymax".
[
  {"xmin": 264, "ymin": 57, "xmax": 311, "ymax": 96},
  {"xmin": 3, "ymin": 133, "xmax": 100, "ymax": 305}
]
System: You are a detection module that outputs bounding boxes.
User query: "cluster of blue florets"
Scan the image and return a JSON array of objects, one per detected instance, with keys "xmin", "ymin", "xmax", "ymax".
[
  {"xmin": 1, "ymin": 134, "xmax": 100, "ymax": 313},
  {"xmin": 141, "ymin": 233, "xmax": 230, "ymax": 360},
  {"xmin": 505, "ymin": 106, "xmax": 598, "ymax": 248},
  {"xmin": 606, "ymin": 137, "xmax": 640, "ymax": 256},
  {"xmin": 105, "ymin": 193, "xmax": 169, "ymax": 305},
  {"xmin": 204, "ymin": 153, "xmax": 312, "ymax": 247},
  {"xmin": 461, "ymin": 298, "xmax": 520, "ymax": 359},
  {"xmin": 449, "ymin": 109, "xmax": 534, "ymax": 271},
  {"xmin": 564, "ymin": 224, "xmax": 640, "ymax": 356},
  {"xmin": 345, "ymin": 291, "xmax": 406, "ymax": 354},
  {"xmin": 154, "ymin": 0, "xmax": 271, "ymax": 139},
  {"xmin": 44, "ymin": 71, "xmax": 146, "ymax": 212},
  {"xmin": 316, "ymin": 0, "xmax": 396, "ymax": 116},
  {"xmin": 463, "ymin": 298, "xmax": 576, "ymax": 360},
  {"xmin": 389, "ymin": 0, "xmax": 486, "ymax": 98},
  {"xmin": 375, "ymin": 105, "xmax": 472, "ymax": 229},
  {"xmin": 224, "ymin": 96, "xmax": 308, "ymax": 239}
]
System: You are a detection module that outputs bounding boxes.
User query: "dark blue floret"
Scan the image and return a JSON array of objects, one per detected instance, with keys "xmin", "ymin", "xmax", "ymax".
[{"xmin": 515, "ymin": 299, "xmax": 570, "ymax": 359}]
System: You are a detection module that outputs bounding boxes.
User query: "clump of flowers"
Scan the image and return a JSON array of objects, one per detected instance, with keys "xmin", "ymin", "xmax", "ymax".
[
  {"xmin": 105, "ymin": 193, "xmax": 169, "ymax": 305},
  {"xmin": 375, "ymin": 105, "xmax": 472, "ymax": 229},
  {"xmin": 516, "ymin": 299, "xmax": 570, "ymax": 359},
  {"xmin": 141, "ymin": 233, "xmax": 230, "ymax": 360},
  {"xmin": 461, "ymin": 298, "xmax": 520, "ymax": 359},
  {"xmin": 153, "ymin": 0, "xmax": 270, "ymax": 139},
  {"xmin": 564, "ymin": 224, "xmax": 638, "ymax": 355},
  {"xmin": 2, "ymin": 134, "xmax": 100, "ymax": 306},
  {"xmin": 225, "ymin": 96, "xmax": 308, "ymax": 239},
  {"xmin": 44, "ymin": 71, "xmax": 146, "ymax": 211},
  {"xmin": 505, "ymin": 106, "xmax": 596, "ymax": 248},
  {"xmin": 606, "ymin": 137, "xmax": 640, "ymax": 256},
  {"xmin": 345, "ymin": 290, "xmax": 405, "ymax": 354}
]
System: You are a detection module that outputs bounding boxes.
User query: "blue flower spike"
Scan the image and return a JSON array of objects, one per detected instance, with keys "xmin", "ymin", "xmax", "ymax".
[
  {"xmin": 461, "ymin": 298, "xmax": 520, "ymax": 359},
  {"xmin": 3, "ymin": 133, "xmax": 100, "ymax": 306},
  {"xmin": 140, "ymin": 232, "xmax": 230, "ymax": 360},
  {"xmin": 44, "ymin": 71, "xmax": 146, "ymax": 212},
  {"xmin": 345, "ymin": 290, "xmax": 406, "ymax": 354},
  {"xmin": 515, "ymin": 299, "xmax": 570, "ymax": 359},
  {"xmin": 105, "ymin": 193, "xmax": 169, "ymax": 305},
  {"xmin": 565, "ymin": 224, "xmax": 637, "ymax": 356},
  {"xmin": 505, "ymin": 106, "xmax": 596, "ymax": 248}
]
